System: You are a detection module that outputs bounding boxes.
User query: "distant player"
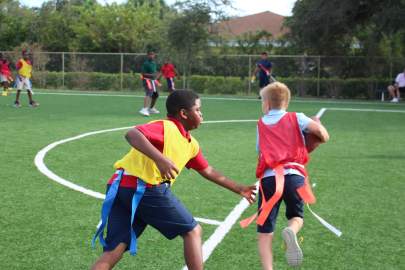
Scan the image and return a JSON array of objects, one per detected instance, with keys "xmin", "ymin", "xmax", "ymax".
[
  {"xmin": 160, "ymin": 58, "xmax": 179, "ymax": 93},
  {"xmin": 0, "ymin": 53, "xmax": 13, "ymax": 96},
  {"xmin": 139, "ymin": 51, "xmax": 160, "ymax": 116},
  {"xmin": 240, "ymin": 82, "xmax": 329, "ymax": 269},
  {"xmin": 91, "ymin": 90, "xmax": 256, "ymax": 270},
  {"xmin": 252, "ymin": 52, "xmax": 274, "ymax": 98},
  {"xmin": 14, "ymin": 50, "xmax": 39, "ymax": 107}
]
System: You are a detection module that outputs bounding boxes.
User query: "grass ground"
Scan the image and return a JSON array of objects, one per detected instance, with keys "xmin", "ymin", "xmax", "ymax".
[{"xmin": 0, "ymin": 89, "xmax": 404, "ymax": 269}]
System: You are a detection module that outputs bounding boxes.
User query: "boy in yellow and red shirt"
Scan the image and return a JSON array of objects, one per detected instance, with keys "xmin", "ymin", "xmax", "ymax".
[
  {"xmin": 14, "ymin": 50, "xmax": 39, "ymax": 108},
  {"xmin": 91, "ymin": 90, "xmax": 256, "ymax": 270}
]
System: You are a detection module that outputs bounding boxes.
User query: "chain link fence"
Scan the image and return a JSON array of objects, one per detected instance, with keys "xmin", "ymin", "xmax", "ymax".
[{"xmin": 1, "ymin": 51, "xmax": 404, "ymax": 98}]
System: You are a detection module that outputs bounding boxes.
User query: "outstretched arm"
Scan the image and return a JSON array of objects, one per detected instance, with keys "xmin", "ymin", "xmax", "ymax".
[
  {"xmin": 125, "ymin": 128, "xmax": 179, "ymax": 179},
  {"xmin": 197, "ymin": 165, "xmax": 256, "ymax": 204}
]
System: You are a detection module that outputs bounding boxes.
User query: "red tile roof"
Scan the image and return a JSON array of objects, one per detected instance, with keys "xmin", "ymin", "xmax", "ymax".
[{"xmin": 214, "ymin": 11, "xmax": 288, "ymax": 39}]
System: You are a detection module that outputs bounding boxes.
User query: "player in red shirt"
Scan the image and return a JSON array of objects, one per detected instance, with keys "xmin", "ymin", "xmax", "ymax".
[
  {"xmin": 241, "ymin": 82, "xmax": 329, "ymax": 269},
  {"xmin": 0, "ymin": 53, "xmax": 13, "ymax": 96},
  {"xmin": 160, "ymin": 58, "xmax": 179, "ymax": 93}
]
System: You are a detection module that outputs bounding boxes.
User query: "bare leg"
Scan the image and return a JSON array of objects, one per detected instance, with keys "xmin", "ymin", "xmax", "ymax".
[
  {"xmin": 143, "ymin": 96, "xmax": 151, "ymax": 108},
  {"xmin": 258, "ymin": 232, "xmax": 274, "ymax": 270},
  {"xmin": 15, "ymin": 90, "xmax": 21, "ymax": 103},
  {"xmin": 388, "ymin": 85, "xmax": 396, "ymax": 99},
  {"xmin": 288, "ymin": 217, "xmax": 303, "ymax": 234},
  {"xmin": 182, "ymin": 224, "xmax": 203, "ymax": 270},
  {"xmin": 3, "ymin": 81, "xmax": 9, "ymax": 91},
  {"xmin": 91, "ymin": 243, "xmax": 127, "ymax": 270},
  {"xmin": 27, "ymin": 90, "xmax": 34, "ymax": 103},
  {"xmin": 150, "ymin": 95, "xmax": 158, "ymax": 109}
]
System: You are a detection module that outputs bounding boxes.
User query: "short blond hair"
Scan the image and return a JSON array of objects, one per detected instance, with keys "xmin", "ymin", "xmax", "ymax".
[{"xmin": 260, "ymin": 82, "xmax": 291, "ymax": 109}]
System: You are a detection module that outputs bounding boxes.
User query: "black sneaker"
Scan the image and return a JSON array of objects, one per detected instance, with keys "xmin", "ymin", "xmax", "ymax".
[{"xmin": 29, "ymin": 101, "xmax": 39, "ymax": 107}]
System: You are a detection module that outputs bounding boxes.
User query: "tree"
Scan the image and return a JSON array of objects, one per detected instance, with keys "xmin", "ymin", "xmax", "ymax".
[
  {"xmin": 0, "ymin": 0, "xmax": 35, "ymax": 50},
  {"xmin": 167, "ymin": 3, "xmax": 211, "ymax": 85}
]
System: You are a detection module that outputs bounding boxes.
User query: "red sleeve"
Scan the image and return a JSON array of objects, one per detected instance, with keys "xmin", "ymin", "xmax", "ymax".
[
  {"xmin": 135, "ymin": 121, "xmax": 164, "ymax": 152},
  {"xmin": 16, "ymin": 60, "xmax": 22, "ymax": 70},
  {"xmin": 186, "ymin": 149, "xmax": 209, "ymax": 171}
]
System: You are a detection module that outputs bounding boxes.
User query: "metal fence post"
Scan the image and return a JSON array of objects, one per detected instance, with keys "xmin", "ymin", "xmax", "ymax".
[
  {"xmin": 248, "ymin": 55, "xmax": 252, "ymax": 95},
  {"xmin": 389, "ymin": 57, "xmax": 393, "ymax": 80},
  {"xmin": 317, "ymin": 56, "xmax": 321, "ymax": 97},
  {"xmin": 120, "ymin": 53, "xmax": 124, "ymax": 91},
  {"xmin": 182, "ymin": 62, "xmax": 186, "ymax": 89},
  {"xmin": 62, "ymin": 52, "xmax": 65, "ymax": 88}
]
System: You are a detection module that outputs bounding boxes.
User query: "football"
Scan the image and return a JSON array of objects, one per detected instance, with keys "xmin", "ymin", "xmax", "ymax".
[{"xmin": 305, "ymin": 117, "xmax": 322, "ymax": 153}]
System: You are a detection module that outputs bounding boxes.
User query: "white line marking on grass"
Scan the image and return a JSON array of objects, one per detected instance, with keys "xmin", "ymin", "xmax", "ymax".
[
  {"xmin": 195, "ymin": 217, "xmax": 223, "ymax": 226},
  {"xmin": 37, "ymin": 92, "xmax": 146, "ymax": 98},
  {"xmin": 328, "ymin": 107, "xmax": 405, "ymax": 113},
  {"xmin": 181, "ymin": 196, "xmax": 255, "ymax": 270},
  {"xmin": 35, "ymin": 91, "xmax": 405, "ymax": 106},
  {"xmin": 33, "ymin": 120, "xmax": 258, "ymax": 227},
  {"xmin": 316, "ymin": 107, "xmax": 327, "ymax": 118},
  {"xmin": 34, "ymin": 120, "xmax": 257, "ymax": 199},
  {"xmin": 34, "ymin": 126, "xmax": 132, "ymax": 199}
]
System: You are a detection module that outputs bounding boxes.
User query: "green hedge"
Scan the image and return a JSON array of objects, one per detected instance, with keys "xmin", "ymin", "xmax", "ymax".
[{"xmin": 31, "ymin": 71, "xmax": 390, "ymax": 99}]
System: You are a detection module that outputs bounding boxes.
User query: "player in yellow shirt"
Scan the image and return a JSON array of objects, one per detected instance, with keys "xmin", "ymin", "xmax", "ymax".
[
  {"xmin": 91, "ymin": 90, "xmax": 256, "ymax": 270},
  {"xmin": 14, "ymin": 50, "xmax": 39, "ymax": 107}
]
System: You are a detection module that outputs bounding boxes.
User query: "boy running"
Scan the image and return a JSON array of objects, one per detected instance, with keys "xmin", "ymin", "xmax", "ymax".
[
  {"xmin": 139, "ymin": 51, "xmax": 160, "ymax": 116},
  {"xmin": 241, "ymin": 82, "xmax": 329, "ymax": 269},
  {"xmin": 0, "ymin": 53, "xmax": 13, "ymax": 96},
  {"xmin": 15, "ymin": 50, "xmax": 39, "ymax": 107},
  {"xmin": 160, "ymin": 58, "xmax": 179, "ymax": 93},
  {"xmin": 91, "ymin": 90, "xmax": 256, "ymax": 270}
]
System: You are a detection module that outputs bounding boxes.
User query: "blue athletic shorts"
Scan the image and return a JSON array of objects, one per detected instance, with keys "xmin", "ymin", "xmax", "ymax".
[
  {"xmin": 257, "ymin": 174, "xmax": 305, "ymax": 233},
  {"xmin": 104, "ymin": 183, "xmax": 197, "ymax": 252},
  {"xmin": 166, "ymin": 78, "xmax": 174, "ymax": 91}
]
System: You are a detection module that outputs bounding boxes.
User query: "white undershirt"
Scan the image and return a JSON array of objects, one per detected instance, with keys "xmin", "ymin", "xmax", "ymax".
[{"xmin": 395, "ymin": 72, "xmax": 405, "ymax": 87}]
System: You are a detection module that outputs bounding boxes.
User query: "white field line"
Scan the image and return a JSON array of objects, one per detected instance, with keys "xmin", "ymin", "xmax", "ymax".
[
  {"xmin": 327, "ymin": 107, "xmax": 405, "ymax": 113},
  {"xmin": 34, "ymin": 91, "xmax": 405, "ymax": 106},
  {"xmin": 195, "ymin": 217, "xmax": 223, "ymax": 226},
  {"xmin": 33, "ymin": 120, "xmax": 257, "ymax": 227},
  {"xmin": 316, "ymin": 107, "xmax": 327, "ymax": 118},
  {"xmin": 33, "ymin": 120, "xmax": 257, "ymax": 200},
  {"xmin": 34, "ymin": 126, "xmax": 132, "ymax": 200}
]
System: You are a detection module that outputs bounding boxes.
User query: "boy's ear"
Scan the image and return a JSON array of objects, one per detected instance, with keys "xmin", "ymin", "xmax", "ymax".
[
  {"xmin": 179, "ymin": 109, "xmax": 188, "ymax": 120},
  {"xmin": 262, "ymin": 100, "xmax": 270, "ymax": 114}
]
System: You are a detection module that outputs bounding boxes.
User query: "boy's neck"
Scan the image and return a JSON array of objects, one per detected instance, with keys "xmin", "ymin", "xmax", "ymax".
[
  {"xmin": 269, "ymin": 106, "xmax": 287, "ymax": 111},
  {"xmin": 167, "ymin": 115, "xmax": 190, "ymax": 131}
]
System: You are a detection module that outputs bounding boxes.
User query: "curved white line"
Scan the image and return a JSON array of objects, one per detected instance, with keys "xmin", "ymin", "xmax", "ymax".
[
  {"xmin": 34, "ymin": 126, "xmax": 132, "ymax": 199},
  {"xmin": 34, "ymin": 120, "xmax": 258, "ymax": 200}
]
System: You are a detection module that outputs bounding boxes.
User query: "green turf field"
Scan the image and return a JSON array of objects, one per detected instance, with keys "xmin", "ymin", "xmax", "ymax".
[{"xmin": 1, "ymin": 90, "xmax": 404, "ymax": 269}]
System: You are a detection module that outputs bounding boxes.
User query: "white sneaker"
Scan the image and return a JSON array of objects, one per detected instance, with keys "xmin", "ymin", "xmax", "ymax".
[
  {"xmin": 390, "ymin": 98, "xmax": 399, "ymax": 103},
  {"xmin": 148, "ymin": 107, "xmax": 160, "ymax": 114},
  {"xmin": 282, "ymin": 227, "xmax": 303, "ymax": 267},
  {"xmin": 139, "ymin": 108, "xmax": 150, "ymax": 116}
]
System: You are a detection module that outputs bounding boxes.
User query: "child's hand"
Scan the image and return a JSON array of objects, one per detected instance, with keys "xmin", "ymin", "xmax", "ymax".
[
  {"xmin": 239, "ymin": 184, "xmax": 257, "ymax": 204},
  {"xmin": 156, "ymin": 156, "xmax": 179, "ymax": 180}
]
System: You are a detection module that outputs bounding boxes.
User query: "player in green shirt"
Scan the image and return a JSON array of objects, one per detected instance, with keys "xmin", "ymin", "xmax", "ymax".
[{"xmin": 139, "ymin": 51, "xmax": 161, "ymax": 116}]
